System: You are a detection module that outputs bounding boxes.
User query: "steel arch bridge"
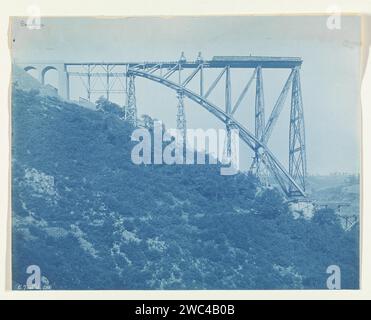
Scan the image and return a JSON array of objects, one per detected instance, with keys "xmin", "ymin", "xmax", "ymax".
[
  {"xmin": 126, "ymin": 56, "xmax": 306, "ymax": 198},
  {"xmin": 19, "ymin": 54, "xmax": 307, "ymax": 198}
]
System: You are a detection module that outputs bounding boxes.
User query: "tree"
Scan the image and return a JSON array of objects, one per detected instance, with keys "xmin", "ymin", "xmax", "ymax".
[
  {"xmin": 95, "ymin": 96, "xmax": 124, "ymax": 118},
  {"xmin": 312, "ymin": 208, "xmax": 339, "ymax": 226},
  {"xmin": 141, "ymin": 114, "xmax": 155, "ymax": 129}
]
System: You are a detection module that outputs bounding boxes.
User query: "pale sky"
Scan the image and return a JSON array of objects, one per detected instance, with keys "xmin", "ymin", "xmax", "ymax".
[{"xmin": 10, "ymin": 16, "xmax": 362, "ymax": 174}]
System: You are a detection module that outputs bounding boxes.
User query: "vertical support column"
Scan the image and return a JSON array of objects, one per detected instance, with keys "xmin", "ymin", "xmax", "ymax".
[
  {"xmin": 250, "ymin": 66, "xmax": 270, "ymax": 186},
  {"xmin": 36, "ymin": 67, "xmax": 43, "ymax": 84},
  {"xmin": 125, "ymin": 65, "xmax": 129, "ymax": 112},
  {"xmin": 87, "ymin": 65, "xmax": 91, "ymax": 102},
  {"xmin": 255, "ymin": 66, "xmax": 265, "ymax": 142},
  {"xmin": 224, "ymin": 65, "xmax": 232, "ymax": 159},
  {"xmin": 176, "ymin": 90, "xmax": 187, "ymax": 152},
  {"xmin": 250, "ymin": 66, "xmax": 266, "ymax": 177},
  {"xmin": 125, "ymin": 74, "xmax": 137, "ymax": 126},
  {"xmin": 178, "ymin": 64, "xmax": 182, "ymax": 85},
  {"xmin": 106, "ymin": 64, "xmax": 110, "ymax": 100},
  {"xmin": 40, "ymin": 67, "xmax": 46, "ymax": 85},
  {"xmin": 66, "ymin": 71, "xmax": 70, "ymax": 100},
  {"xmin": 200, "ymin": 64, "xmax": 204, "ymax": 96},
  {"xmin": 176, "ymin": 61, "xmax": 185, "ymax": 156},
  {"xmin": 289, "ymin": 67, "xmax": 307, "ymax": 196},
  {"xmin": 57, "ymin": 64, "xmax": 69, "ymax": 100}
]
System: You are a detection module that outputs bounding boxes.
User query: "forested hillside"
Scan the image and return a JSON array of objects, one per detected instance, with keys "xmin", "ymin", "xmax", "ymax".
[{"xmin": 12, "ymin": 88, "xmax": 359, "ymax": 289}]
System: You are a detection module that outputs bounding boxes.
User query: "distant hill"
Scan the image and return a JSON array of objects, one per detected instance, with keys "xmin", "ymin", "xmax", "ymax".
[
  {"xmin": 12, "ymin": 87, "xmax": 359, "ymax": 289},
  {"xmin": 307, "ymin": 175, "xmax": 360, "ymax": 218}
]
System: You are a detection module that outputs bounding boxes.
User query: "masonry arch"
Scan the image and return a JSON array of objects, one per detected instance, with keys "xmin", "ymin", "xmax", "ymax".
[
  {"xmin": 41, "ymin": 66, "xmax": 59, "ymax": 89},
  {"xmin": 24, "ymin": 66, "xmax": 38, "ymax": 80}
]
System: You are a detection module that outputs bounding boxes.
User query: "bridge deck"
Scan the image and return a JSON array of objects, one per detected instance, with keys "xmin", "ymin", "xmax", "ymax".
[{"xmin": 65, "ymin": 56, "xmax": 302, "ymax": 69}]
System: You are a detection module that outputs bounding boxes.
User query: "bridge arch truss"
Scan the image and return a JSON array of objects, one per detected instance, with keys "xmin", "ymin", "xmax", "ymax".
[{"xmin": 125, "ymin": 57, "xmax": 306, "ymax": 198}]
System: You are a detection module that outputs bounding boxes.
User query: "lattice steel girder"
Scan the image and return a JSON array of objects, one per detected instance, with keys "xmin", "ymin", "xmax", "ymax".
[
  {"xmin": 255, "ymin": 66, "xmax": 265, "ymax": 141},
  {"xmin": 125, "ymin": 74, "xmax": 137, "ymax": 126},
  {"xmin": 65, "ymin": 56, "xmax": 302, "ymax": 70},
  {"xmin": 289, "ymin": 68, "xmax": 307, "ymax": 195},
  {"xmin": 249, "ymin": 66, "xmax": 266, "ymax": 175},
  {"xmin": 225, "ymin": 66, "xmax": 232, "ymax": 158},
  {"xmin": 67, "ymin": 65, "xmax": 126, "ymax": 104},
  {"xmin": 176, "ymin": 90, "xmax": 187, "ymax": 144}
]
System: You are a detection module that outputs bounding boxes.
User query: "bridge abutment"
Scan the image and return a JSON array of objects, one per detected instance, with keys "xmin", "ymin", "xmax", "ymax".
[{"xmin": 16, "ymin": 61, "xmax": 69, "ymax": 100}]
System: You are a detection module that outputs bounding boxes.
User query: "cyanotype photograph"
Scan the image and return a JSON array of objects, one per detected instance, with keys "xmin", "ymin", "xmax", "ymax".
[{"xmin": 10, "ymin": 15, "xmax": 361, "ymax": 290}]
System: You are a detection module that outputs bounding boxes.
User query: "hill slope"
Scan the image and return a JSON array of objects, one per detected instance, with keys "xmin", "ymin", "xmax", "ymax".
[{"xmin": 12, "ymin": 88, "xmax": 359, "ymax": 289}]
